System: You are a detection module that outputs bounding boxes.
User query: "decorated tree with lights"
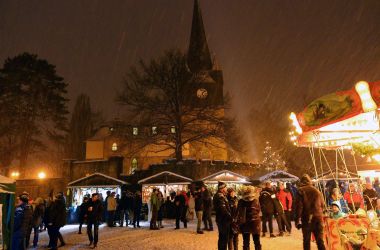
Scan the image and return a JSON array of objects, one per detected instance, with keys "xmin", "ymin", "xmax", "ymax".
[{"xmin": 262, "ymin": 141, "xmax": 287, "ymax": 172}]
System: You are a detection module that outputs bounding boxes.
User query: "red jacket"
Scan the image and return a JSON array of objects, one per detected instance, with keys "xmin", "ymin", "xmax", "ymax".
[
  {"xmin": 343, "ymin": 191, "xmax": 364, "ymax": 208},
  {"xmin": 276, "ymin": 189, "xmax": 292, "ymax": 211}
]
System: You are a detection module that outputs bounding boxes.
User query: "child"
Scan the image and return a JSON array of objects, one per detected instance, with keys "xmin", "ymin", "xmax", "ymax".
[{"xmin": 330, "ymin": 201, "xmax": 346, "ymax": 219}]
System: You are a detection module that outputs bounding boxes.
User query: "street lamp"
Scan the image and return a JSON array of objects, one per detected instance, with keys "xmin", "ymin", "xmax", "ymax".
[
  {"xmin": 38, "ymin": 171, "xmax": 46, "ymax": 179},
  {"xmin": 10, "ymin": 171, "xmax": 20, "ymax": 178}
]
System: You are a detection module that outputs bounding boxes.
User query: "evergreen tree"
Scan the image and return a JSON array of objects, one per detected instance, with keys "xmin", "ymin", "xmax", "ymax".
[
  {"xmin": 0, "ymin": 52, "xmax": 68, "ymax": 169},
  {"xmin": 262, "ymin": 141, "xmax": 287, "ymax": 171}
]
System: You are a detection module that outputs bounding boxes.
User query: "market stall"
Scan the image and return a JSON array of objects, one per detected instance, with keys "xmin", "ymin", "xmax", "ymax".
[
  {"xmin": 256, "ymin": 170, "xmax": 299, "ymax": 184},
  {"xmin": 200, "ymin": 170, "xmax": 251, "ymax": 194},
  {"xmin": 0, "ymin": 175, "xmax": 15, "ymax": 250},
  {"xmin": 67, "ymin": 172, "xmax": 127, "ymax": 207},
  {"xmin": 138, "ymin": 171, "xmax": 192, "ymax": 203}
]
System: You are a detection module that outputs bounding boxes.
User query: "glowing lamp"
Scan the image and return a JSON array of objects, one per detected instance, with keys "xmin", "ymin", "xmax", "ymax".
[
  {"xmin": 38, "ymin": 172, "xmax": 46, "ymax": 179},
  {"xmin": 355, "ymin": 81, "xmax": 377, "ymax": 112},
  {"xmin": 289, "ymin": 112, "xmax": 303, "ymax": 134}
]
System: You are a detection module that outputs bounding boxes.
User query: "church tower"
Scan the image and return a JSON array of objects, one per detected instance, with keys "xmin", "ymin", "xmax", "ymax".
[{"xmin": 186, "ymin": 0, "xmax": 224, "ymax": 108}]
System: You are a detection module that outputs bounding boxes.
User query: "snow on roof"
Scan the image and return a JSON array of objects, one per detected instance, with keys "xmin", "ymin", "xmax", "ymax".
[
  {"xmin": 200, "ymin": 170, "xmax": 251, "ymax": 183},
  {"xmin": 68, "ymin": 172, "xmax": 127, "ymax": 187},
  {"xmin": 258, "ymin": 170, "xmax": 299, "ymax": 182},
  {"xmin": 0, "ymin": 175, "xmax": 16, "ymax": 184},
  {"xmin": 138, "ymin": 171, "xmax": 192, "ymax": 184}
]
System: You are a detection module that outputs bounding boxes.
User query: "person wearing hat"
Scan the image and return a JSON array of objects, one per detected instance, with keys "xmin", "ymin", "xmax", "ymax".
[
  {"xmin": 227, "ymin": 187, "xmax": 239, "ymax": 250},
  {"xmin": 13, "ymin": 193, "xmax": 33, "ymax": 250},
  {"xmin": 330, "ymin": 201, "xmax": 346, "ymax": 219},
  {"xmin": 213, "ymin": 181, "xmax": 232, "ymax": 250},
  {"xmin": 295, "ymin": 174, "xmax": 326, "ymax": 250},
  {"xmin": 238, "ymin": 186, "xmax": 262, "ymax": 250}
]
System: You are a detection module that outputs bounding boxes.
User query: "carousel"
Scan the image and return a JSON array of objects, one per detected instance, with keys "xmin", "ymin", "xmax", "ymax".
[{"xmin": 290, "ymin": 80, "xmax": 380, "ymax": 249}]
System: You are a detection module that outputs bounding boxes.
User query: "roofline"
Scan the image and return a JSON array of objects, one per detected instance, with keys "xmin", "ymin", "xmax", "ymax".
[
  {"xmin": 200, "ymin": 170, "xmax": 249, "ymax": 181},
  {"xmin": 68, "ymin": 172, "xmax": 127, "ymax": 186},
  {"xmin": 258, "ymin": 170, "xmax": 299, "ymax": 181},
  {"xmin": 141, "ymin": 182, "xmax": 192, "ymax": 186},
  {"xmin": 204, "ymin": 180, "xmax": 252, "ymax": 184},
  {"xmin": 68, "ymin": 185, "xmax": 123, "ymax": 188},
  {"xmin": 138, "ymin": 171, "xmax": 193, "ymax": 184}
]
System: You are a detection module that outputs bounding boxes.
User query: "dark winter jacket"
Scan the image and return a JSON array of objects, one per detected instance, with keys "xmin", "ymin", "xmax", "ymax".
[
  {"xmin": 48, "ymin": 197, "xmax": 67, "ymax": 227},
  {"xmin": 202, "ymin": 189, "xmax": 212, "ymax": 211},
  {"xmin": 118, "ymin": 194, "xmax": 128, "ymax": 210},
  {"xmin": 363, "ymin": 188, "xmax": 379, "ymax": 211},
  {"xmin": 238, "ymin": 198, "xmax": 261, "ymax": 234},
  {"xmin": 259, "ymin": 187, "xmax": 276, "ymax": 214},
  {"xmin": 32, "ymin": 203, "xmax": 45, "ymax": 227},
  {"xmin": 273, "ymin": 197, "xmax": 284, "ymax": 215},
  {"xmin": 195, "ymin": 192, "xmax": 204, "ymax": 212},
  {"xmin": 133, "ymin": 194, "xmax": 142, "ymax": 211},
  {"xmin": 86, "ymin": 199, "xmax": 104, "ymax": 222},
  {"xmin": 295, "ymin": 183, "xmax": 325, "ymax": 225},
  {"xmin": 126, "ymin": 194, "xmax": 134, "ymax": 210},
  {"xmin": 78, "ymin": 201, "xmax": 88, "ymax": 222},
  {"xmin": 174, "ymin": 194, "xmax": 186, "ymax": 208},
  {"xmin": 13, "ymin": 202, "xmax": 33, "ymax": 236},
  {"xmin": 213, "ymin": 191, "xmax": 232, "ymax": 227}
]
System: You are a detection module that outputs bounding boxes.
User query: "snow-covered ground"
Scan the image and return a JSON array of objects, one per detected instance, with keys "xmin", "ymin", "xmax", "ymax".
[{"xmin": 33, "ymin": 219, "xmax": 317, "ymax": 250}]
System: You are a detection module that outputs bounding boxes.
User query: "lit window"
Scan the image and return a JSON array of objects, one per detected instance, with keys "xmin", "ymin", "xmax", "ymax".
[
  {"xmin": 152, "ymin": 126, "xmax": 157, "ymax": 135},
  {"xmin": 133, "ymin": 127, "xmax": 138, "ymax": 135},
  {"xmin": 170, "ymin": 126, "xmax": 176, "ymax": 134},
  {"xmin": 131, "ymin": 158, "xmax": 138, "ymax": 174},
  {"xmin": 111, "ymin": 142, "xmax": 118, "ymax": 151}
]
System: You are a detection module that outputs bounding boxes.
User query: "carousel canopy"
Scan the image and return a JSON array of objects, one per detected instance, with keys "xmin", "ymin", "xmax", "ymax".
[
  {"xmin": 255, "ymin": 170, "xmax": 299, "ymax": 183},
  {"xmin": 290, "ymin": 81, "xmax": 380, "ymax": 149},
  {"xmin": 200, "ymin": 170, "xmax": 251, "ymax": 184},
  {"xmin": 138, "ymin": 171, "xmax": 192, "ymax": 185},
  {"xmin": 68, "ymin": 172, "xmax": 127, "ymax": 188}
]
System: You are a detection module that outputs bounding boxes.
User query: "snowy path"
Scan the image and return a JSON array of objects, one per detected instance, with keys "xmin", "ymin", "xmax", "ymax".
[{"xmin": 34, "ymin": 220, "xmax": 317, "ymax": 250}]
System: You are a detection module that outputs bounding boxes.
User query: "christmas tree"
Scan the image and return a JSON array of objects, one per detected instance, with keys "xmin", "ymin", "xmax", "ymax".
[{"xmin": 262, "ymin": 141, "xmax": 287, "ymax": 171}]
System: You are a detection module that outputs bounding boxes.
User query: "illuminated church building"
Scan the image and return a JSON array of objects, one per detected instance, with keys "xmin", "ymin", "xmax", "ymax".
[{"xmin": 84, "ymin": 0, "xmax": 228, "ymax": 175}]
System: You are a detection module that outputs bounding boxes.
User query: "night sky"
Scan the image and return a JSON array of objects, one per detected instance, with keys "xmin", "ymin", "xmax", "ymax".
[{"xmin": 1, "ymin": 0, "xmax": 380, "ymax": 160}]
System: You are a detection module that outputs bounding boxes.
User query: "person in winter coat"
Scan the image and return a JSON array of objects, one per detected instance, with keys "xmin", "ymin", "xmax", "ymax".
[
  {"xmin": 295, "ymin": 174, "xmax": 326, "ymax": 250},
  {"xmin": 126, "ymin": 191, "xmax": 134, "ymax": 225},
  {"xmin": 194, "ymin": 189, "xmax": 204, "ymax": 234},
  {"xmin": 213, "ymin": 182, "xmax": 232, "ymax": 250},
  {"xmin": 86, "ymin": 193, "xmax": 104, "ymax": 248},
  {"xmin": 363, "ymin": 182, "xmax": 379, "ymax": 211},
  {"xmin": 133, "ymin": 191, "xmax": 142, "ymax": 228},
  {"xmin": 28, "ymin": 197, "xmax": 45, "ymax": 247},
  {"xmin": 118, "ymin": 191, "xmax": 128, "ymax": 227},
  {"xmin": 276, "ymin": 182, "xmax": 292, "ymax": 234},
  {"xmin": 13, "ymin": 194, "xmax": 33, "ymax": 250},
  {"xmin": 238, "ymin": 186, "xmax": 262, "ymax": 250},
  {"xmin": 150, "ymin": 188, "xmax": 159, "ymax": 230},
  {"xmin": 201, "ymin": 185, "xmax": 214, "ymax": 231},
  {"xmin": 157, "ymin": 191, "xmax": 165, "ymax": 229},
  {"xmin": 343, "ymin": 183, "xmax": 364, "ymax": 212},
  {"xmin": 273, "ymin": 193, "xmax": 287, "ymax": 236},
  {"xmin": 78, "ymin": 197, "xmax": 89, "ymax": 234},
  {"xmin": 227, "ymin": 188, "xmax": 239, "ymax": 250},
  {"xmin": 328, "ymin": 188, "xmax": 348, "ymax": 213},
  {"xmin": 330, "ymin": 201, "xmax": 346, "ymax": 219},
  {"xmin": 47, "ymin": 192, "xmax": 67, "ymax": 250},
  {"xmin": 107, "ymin": 192, "xmax": 117, "ymax": 227},
  {"xmin": 174, "ymin": 190, "xmax": 187, "ymax": 229},
  {"xmin": 259, "ymin": 182, "xmax": 276, "ymax": 237}
]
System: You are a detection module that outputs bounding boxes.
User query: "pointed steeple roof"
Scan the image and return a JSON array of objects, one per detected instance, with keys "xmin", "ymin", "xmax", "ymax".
[{"xmin": 187, "ymin": 0, "xmax": 213, "ymax": 73}]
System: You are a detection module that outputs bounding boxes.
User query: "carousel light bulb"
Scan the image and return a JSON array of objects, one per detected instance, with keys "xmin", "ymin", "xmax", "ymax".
[
  {"xmin": 355, "ymin": 81, "xmax": 377, "ymax": 112},
  {"xmin": 372, "ymin": 154, "xmax": 380, "ymax": 163},
  {"xmin": 289, "ymin": 112, "xmax": 303, "ymax": 134}
]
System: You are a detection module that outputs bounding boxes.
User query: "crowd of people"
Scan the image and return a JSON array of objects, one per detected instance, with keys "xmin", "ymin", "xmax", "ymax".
[
  {"xmin": 13, "ymin": 191, "xmax": 67, "ymax": 250},
  {"xmin": 12, "ymin": 174, "xmax": 380, "ymax": 250}
]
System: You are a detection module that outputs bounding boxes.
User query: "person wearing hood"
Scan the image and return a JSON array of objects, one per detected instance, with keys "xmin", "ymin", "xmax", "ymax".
[
  {"xmin": 259, "ymin": 181, "xmax": 276, "ymax": 237},
  {"xmin": 213, "ymin": 182, "xmax": 232, "ymax": 250},
  {"xmin": 330, "ymin": 201, "xmax": 346, "ymax": 219},
  {"xmin": 295, "ymin": 174, "xmax": 326, "ymax": 250},
  {"xmin": 238, "ymin": 186, "xmax": 262, "ymax": 250}
]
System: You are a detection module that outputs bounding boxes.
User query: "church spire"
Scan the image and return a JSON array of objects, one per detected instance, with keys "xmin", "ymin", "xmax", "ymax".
[{"xmin": 187, "ymin": 0, "xmax": 213, "ymax": 73}]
